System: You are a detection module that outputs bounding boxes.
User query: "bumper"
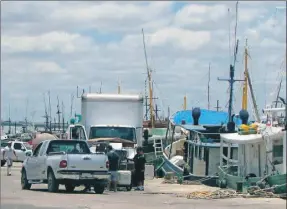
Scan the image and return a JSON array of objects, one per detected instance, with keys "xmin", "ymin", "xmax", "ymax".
[
  {"xmin": 56, "ymin": 171, "xmax": 110, "ymax": 180},
  {"xmin": 56, "ymin": 171, "xmax": 110, "ymax": 186}
]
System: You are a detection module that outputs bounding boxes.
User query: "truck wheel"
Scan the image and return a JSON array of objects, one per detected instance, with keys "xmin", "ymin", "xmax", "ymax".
[
  {"xmin": 47, "ymin": 170, "xmax": 59, "ymax": 193},
  {"xmin": 1, "ymin": 160, "xmax": 6, "ymax": 167},
  {"xmin": 94, "ymin": 185, "xmax": 105, "ymax": 194},
  {"xmin": 126, "ymin": 185, "xmax": 132, "ymax": 191},
  {"xmin": 21, "ymin": 169, "xmax": 32, "ymax": 190},
  {"xmin": 65, "ymin": 184, "xmax": 75, "ymax": 193}
]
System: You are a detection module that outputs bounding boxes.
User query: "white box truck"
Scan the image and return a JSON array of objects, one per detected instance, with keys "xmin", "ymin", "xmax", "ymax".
[{"xmin": 81, "ymin": 93, "xmax": 144, "ymax": 145}]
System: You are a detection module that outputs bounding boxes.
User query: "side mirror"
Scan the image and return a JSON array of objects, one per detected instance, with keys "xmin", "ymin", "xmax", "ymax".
[
  {"xmin": 25, "ymin": 152, "xmax": 32, "ymax": 156},
  {"xmin": 21, "ymin": 148, "xmax": 26, "ymax": 152}
]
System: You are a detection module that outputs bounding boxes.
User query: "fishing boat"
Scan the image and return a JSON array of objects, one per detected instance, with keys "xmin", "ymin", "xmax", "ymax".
[
  {"xmin": 218, "ymin": 111, "xmax": 286, "ymax": 193},
  {"xmin": 217, "ymin": 36, "xmax": 286, "ymax": 193},
  {"xmin": 158, "ymin": 108, "xmax": 242, "ymax": 186}
]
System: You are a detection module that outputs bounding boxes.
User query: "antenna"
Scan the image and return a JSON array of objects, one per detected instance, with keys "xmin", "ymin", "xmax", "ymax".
[
  {"xmin": 208, "ymin": 63, "xmax": 211, "ymax": 110},
  {"xmin": 228, "ymin": 8, "xmax": 232, "ymax": 64}
]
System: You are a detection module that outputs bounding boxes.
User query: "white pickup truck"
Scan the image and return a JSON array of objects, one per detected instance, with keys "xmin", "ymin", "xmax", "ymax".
[
  {"xmin": 1, "ymin": 141, "xmax": 32, "ymax": 166},
  {"xmin": 21, "ymin": 140, "xmax": 110, "ymax": 194}
]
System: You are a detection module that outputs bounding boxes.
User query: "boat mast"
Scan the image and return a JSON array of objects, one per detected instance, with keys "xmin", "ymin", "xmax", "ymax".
[
  {"xmin": 208, "ymin": 63, "xmax": 211, "ymax": 110},
  {"xmin": 117, "ymin": 78, "xmax": 121, "ymax": 94},
  {"xmin": 62, "ymin": 101, "xmax": 65, "ymax": 135},
  {"xmin": 247, "ymin": 69, "xmax": 260, "ymax": 122},
  {"xmin": 48, "ymin": 91, "xmax": 52, "ymax": 132},
  {"xmin": 183, "ymin": 95, "xmax": 187, "ymax": 110},
  {"xmin": 242, "ymin": 39, "xmax": 248, "ymax": 110},
  {"xmin": 8, "ymin": 104, "xmax": 11, "ymax": 134},
  {"xmin": 218, "ymin": 1, "xmax": 244, "ymax": 127},
  {"xmin": 142, "ymin": 28, "xmax": 154, "ymax": 128},
  {"xmin": 56, "ymin": 96, "xmax": 61, "ymax": 131}
]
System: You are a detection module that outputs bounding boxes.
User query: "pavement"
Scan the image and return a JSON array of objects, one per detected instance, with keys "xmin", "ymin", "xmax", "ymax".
[{"xmin": 1, "ymin": 163, "xmax": 286, "ymax": 209}]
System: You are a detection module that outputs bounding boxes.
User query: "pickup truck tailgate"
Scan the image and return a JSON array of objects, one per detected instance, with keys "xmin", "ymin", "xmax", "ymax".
[{"xmin": 66, "ymin": 154, "xmax": 107, "ymax": 171}]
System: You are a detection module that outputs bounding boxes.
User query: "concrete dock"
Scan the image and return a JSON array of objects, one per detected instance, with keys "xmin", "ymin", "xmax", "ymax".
[{"xmin": 1, "ymin": 163, "xmax": 286, "ymax": 209}]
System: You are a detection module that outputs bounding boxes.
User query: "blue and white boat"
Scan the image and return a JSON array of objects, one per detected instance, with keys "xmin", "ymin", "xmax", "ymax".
[{"xmin": 160, "ymin": 108, "xmax": 242, "ymax": 186}]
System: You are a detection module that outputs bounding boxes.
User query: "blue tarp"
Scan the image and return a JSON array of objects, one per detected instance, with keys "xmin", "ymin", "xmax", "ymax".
[{"xmin": 171, "ymin": 109, "xmax": 242, "ymax": 127}]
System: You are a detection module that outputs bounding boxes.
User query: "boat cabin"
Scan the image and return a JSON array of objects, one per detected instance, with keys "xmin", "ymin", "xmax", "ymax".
[{"xmin": 218, "ymin": 126, "xmax": 285, "ymax": 189}]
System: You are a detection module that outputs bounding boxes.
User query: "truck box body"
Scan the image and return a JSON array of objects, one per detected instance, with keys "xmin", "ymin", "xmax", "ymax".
[{"xmin": 81, "ymin": 94, "xmax": 144, "ymax": 145}]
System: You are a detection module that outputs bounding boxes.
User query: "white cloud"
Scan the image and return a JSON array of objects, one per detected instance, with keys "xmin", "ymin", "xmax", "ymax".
[
  {"xmin": 173, "ymin": 4, "xmax": 228, "ymax": 27},
  {"xmin": 149, "ymin": 27, "xmax": 211, "ymax": 51},
  {"xmin": 2, "ymin": 31, "xmax": 95, "ymax": 54}
]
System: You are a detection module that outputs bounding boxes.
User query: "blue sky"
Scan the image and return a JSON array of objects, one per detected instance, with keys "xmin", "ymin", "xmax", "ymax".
[{"xmin": 1, "ymin": 1, "xmax": 286, "ymax": 122}]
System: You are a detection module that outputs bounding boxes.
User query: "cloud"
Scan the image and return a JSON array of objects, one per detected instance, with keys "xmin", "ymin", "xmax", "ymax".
[
  {"xmin": 2, "ymin": 31, "xmax": 95, "ymax": 54},
  {"xmin": 1, "ymin": 1, "xmax": 286, "ymax": 122}
]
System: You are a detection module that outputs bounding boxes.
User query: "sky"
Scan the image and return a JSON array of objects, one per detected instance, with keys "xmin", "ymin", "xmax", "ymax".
[{"xmin": 1, "ymin": 1, "xmax": 286, "ymax": 123}]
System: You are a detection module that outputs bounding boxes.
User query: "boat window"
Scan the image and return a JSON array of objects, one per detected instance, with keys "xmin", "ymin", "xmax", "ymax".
[{"xmin": 272, "ymin": 145, "xmax": 283, "ymax": 165}]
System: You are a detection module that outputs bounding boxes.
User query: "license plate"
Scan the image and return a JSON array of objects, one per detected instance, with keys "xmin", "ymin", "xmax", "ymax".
[{"xmin": 81, "ymin": 173, "xmax": 93, "ymax": 179}]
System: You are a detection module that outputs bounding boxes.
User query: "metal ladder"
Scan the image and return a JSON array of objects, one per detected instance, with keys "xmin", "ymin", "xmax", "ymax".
[{"xmin": 153, "ymin": 138, "xmax": 163, "ymax": 158}]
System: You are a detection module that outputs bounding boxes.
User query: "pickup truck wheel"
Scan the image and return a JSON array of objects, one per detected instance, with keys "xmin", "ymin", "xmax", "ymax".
[
  {"xmin": 21, "ymin": 169, "xmax": 31, "ymax": 190},
  {"xmin": 126, "ymin": 185, "xmax": 132, "ymax": 191},
  {"xmin": 65, "ymin": 184, "xmax": 75, "ymax": 193},
  {"xmin": 47, "ymin": 170, "xmax": 59, "ymax": 193},
  {"xmin": 1, "ymin": 160, "xmax": 6, "ymax": 167},
  {"xmin": 94, "ymin": 185, "xmax": 105, "ymax": 194}
]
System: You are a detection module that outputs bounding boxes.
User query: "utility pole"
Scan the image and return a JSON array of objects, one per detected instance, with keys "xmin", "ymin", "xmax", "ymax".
[{"xmin": 208, "ymin": 63, "xmax": 211, "ymax": 110}]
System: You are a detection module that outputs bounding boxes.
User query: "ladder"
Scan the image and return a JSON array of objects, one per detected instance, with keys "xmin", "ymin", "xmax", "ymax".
[{"xmin": 153, "ymin": 138, "xmax": 163, "ymax": 158}]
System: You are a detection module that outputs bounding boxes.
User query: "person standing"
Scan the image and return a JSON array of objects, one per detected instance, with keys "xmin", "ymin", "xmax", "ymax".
[
  {"xmin": 2, "ymin": 142, "xmax": 17, "ymax": 176},
  {"xmin": 106, "ymin": 145, "xmax": 120, "ymax": 192},
  {"xmin": 133, "ymin": 146, "xmax": 146, "ymax": 191}
]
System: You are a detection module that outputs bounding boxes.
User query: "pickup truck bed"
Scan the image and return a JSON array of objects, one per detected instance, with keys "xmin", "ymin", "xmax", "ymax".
[{"xmin": 21, "ymin": 140, "xmax": 110, "ymax": 194}]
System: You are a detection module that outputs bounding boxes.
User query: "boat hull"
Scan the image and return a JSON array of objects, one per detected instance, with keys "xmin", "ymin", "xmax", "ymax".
[
  {"xmin": 267, "ymin": 173, "xmax": 287, "ymax": 194},
  {"xmin": 161, "ymin": 153, "xmax": 218, "ymax": 187}
]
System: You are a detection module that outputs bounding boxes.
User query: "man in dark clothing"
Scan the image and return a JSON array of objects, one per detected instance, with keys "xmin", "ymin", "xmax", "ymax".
[
  {"xmin": 133, "ymin": 146, "xmax": 146, "ymax": 191},
  {"xmin": 106, "ymin": 145, "xmax": 120, "ymax": 192}
]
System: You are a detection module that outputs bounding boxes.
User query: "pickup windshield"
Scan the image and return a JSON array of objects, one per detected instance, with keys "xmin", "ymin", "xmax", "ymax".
[
  {"xmin": 89, "ymin": 127, "xmax": 136, "ymax": 141},
  {"xmin": 47, "ymin": 141, "xmax": 91, "ymax": 154}
]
